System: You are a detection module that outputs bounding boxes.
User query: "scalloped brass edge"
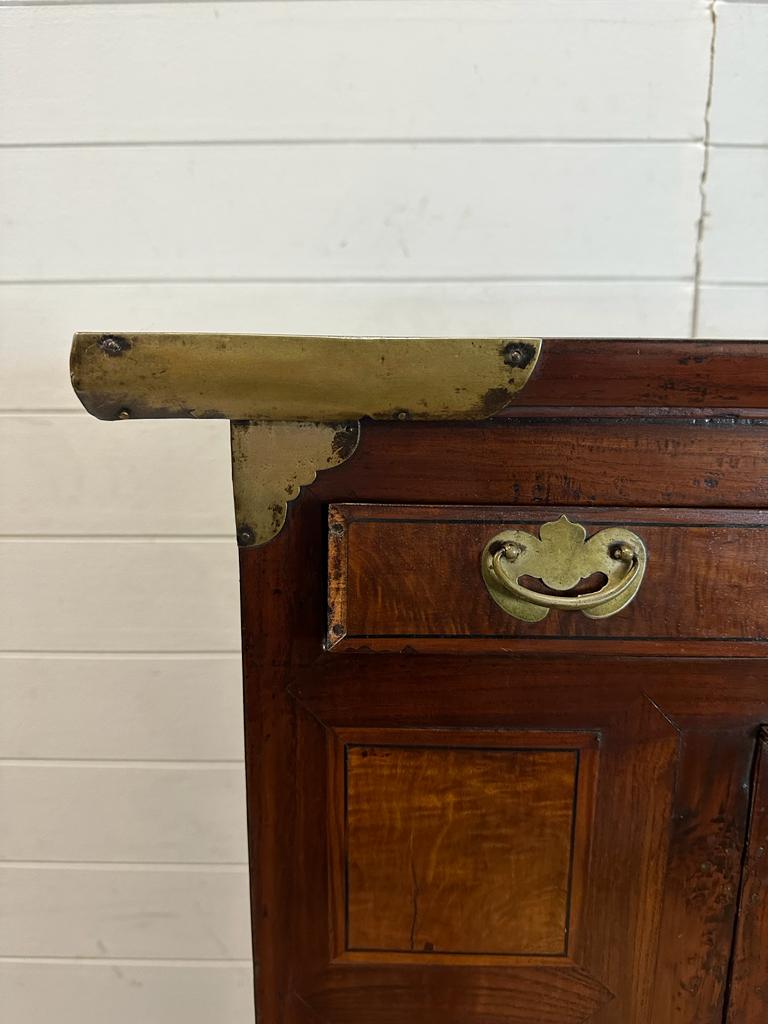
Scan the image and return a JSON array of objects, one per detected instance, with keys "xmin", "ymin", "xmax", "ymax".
[
  {"xmin": 231, "ymin": 420, "xmax": 360, "ymax": 547},
  {"xmin": 70, "ymin": 333, "xmax": 543, "ymax": 546}
]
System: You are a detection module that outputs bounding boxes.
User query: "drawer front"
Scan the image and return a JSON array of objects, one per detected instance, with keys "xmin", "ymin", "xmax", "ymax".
[{"xmin": 327, "ymin": 505, "xmax": 768, "ymax": 656}]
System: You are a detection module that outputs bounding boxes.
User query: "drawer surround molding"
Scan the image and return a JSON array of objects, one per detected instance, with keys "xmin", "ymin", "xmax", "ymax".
[{"xmin": 327, "ymin": 504, "xmax": 768, "ymax": 657}]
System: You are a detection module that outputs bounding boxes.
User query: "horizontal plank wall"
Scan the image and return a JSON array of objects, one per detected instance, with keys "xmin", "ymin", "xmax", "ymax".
[
  {"xmin": 0, "ymin": 865, "xmax": 251, "ymax": 958},
  {"xmin": 696, "ymin": 0, "xmax": 768, "ymax": 338},
  {"xmin": 0, "ymin": 2, "xmax": 710, "ymax": 144},
  {"xmin": 0, "ymin": 657, "xmax": 244, "ymax": 759},
  {"xmin": 1, "ymin": 962, "xmax": 255, "ymax": 1024},
  {"xmin": 0, "ymin": 144, "xmax": 704, "ymax": 279},
  {"xmin": 0, "ymin": 2, "xmax": 764, "ymax": 1022}
]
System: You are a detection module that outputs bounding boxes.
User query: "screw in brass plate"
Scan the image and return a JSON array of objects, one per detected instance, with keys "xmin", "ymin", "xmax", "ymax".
[
  {"xmin": 500, "ymin": 541, "xmax": 525, "ymax": 562},
  {"xmin": 611, "ymin": 542, "xmax": 636, "ymax": 563},
  {"xmin": 99, "ymin": 335, "xmax": 131, "ymax": 357}
]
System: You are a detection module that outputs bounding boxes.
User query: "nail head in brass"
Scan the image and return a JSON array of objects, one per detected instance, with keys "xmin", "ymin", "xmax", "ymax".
[
  {"xmin": 70, "ymin": 333, "xmax": 542, "ymax": 423},
  {"xmin": 70, "ymin": 332, "xmax": 543, "ymax": 545}
]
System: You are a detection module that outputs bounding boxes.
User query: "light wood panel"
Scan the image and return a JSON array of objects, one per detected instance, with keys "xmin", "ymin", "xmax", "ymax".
[
  {"xmin": 0, "ymin": 144, "xmax": 703, "ymax": 280},
  {"xmin": 0, "ymin": 2, "xmax": 711, "ymax": 144},
  {"xmin": 0, "ymin": 865, "xmax": 250, "ymax": 959},
  {"xmin": 0, "ymin": 961, "xmax": 254, "ymax": 1024},
  {"xmin": 0, "ymin": 763, "xmax": 248, "ymax": 863},
  {"xmin": 0, "ymin": 540, "xmax": 240, "ymax": 651},
  {"xmin": 342, "ymin": 736, "xmax": 589, "ymax": 960},
  {"xmin": 0, "ymin": 656, "xmax": 243, "ymax": 760},
  {"xmin": 0, "ymin": 281, "xmax": 694, "ymax": 411}
]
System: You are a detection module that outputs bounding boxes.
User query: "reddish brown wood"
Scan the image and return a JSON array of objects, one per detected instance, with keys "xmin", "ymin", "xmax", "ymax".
[
  {"xmin": 331, "ymin": 729, "xmax": 596, "ymax": 964},
  {"xmin": 726, "ymin": 727, "xmax": 768, "ymax": 1024},
  {"xmin": 515, "ymin": 339, "xmax": 768, "ymax": 409},
  {"xmin": 328, "ymin": 505, "xmax": 768, "ymax": 656},
  {"xmin": 237, "ymin": 370, "xmax": 768, "ymax": 1023},
  {"xmin": 651, "ymin": 728, "xmax": 755, "ymax": 1022},
  {"xmin": 314, "ymin": 419, "xmax": 768, "ymax": 511}
]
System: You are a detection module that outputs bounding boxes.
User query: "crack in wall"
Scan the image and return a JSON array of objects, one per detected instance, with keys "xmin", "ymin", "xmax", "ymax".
[{"xmin": 691, "ymin": 0, "xmax": 719, "ymax": 339}]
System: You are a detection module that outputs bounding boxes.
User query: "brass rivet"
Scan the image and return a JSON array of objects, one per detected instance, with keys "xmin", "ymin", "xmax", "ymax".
[
  {"xmin": 611, "ymin": 542, "xmax": 635, "ymax": 563},
  {"xmin": 118, "ymin": 408, "xmax": 131, "ymax": 420},
  {"xmin": 502, "ymin": 341, "xmax": 536, "ymax": 369},
  {"xmin": 502, "ymin": 541, "xmax": 524, "ymax": 562},
  {"xmin": 99, "ymin": 335, "xmax": 130, "ymax": 357}
]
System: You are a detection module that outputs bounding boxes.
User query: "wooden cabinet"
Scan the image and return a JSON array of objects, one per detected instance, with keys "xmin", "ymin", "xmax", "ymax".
[
  {"xmin": 241, "ymin": 424, "xmax": 768, "ymax": 1023},
  {"xmin": 71, "ymin": 335, "xmax": 768, "ymax": 1022}
]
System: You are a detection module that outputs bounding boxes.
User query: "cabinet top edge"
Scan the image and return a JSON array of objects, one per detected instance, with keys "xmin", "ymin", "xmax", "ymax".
[{"xmin": 70, "ymin": 333, "xmax": 768, "ymax": 422}]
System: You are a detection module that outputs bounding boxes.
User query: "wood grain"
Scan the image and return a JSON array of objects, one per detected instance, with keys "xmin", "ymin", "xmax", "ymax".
[
  {"xmin": 651, "ymin": 729, "xmax": 755, "ymax": 1023},
  {"xmin": 329, "ymin": 505, "xmax": 768, "ymax": 655},
  {"xmin": 238, "ymin": 400, "xmax": 768, "ymax": 1022},
  {"xmin": 335, "ymin": 730, "xmax": 595, "ymax": 962},
  {"xmin": 517, "ymin": 339, "xmax": 768, "ymax": 409},
  {"xmin": 315, "ymin": 419, "xmax": 768, "ymax": 511},
  {"xmin": 347, "ymin": 746, "xmax": 575, "ymax": 956},
  {"xmin": 726, "ymin": 727, "xmax": 768, "ymax": 1024}
]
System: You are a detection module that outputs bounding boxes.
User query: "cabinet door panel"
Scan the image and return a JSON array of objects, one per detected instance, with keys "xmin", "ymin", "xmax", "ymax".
[{"xmin": 241, "ymin": 504, "xmax": 762, "ymax": 1024}]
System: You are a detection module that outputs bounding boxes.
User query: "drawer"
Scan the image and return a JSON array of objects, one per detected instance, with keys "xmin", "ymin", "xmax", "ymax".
[{"xmin": 327, "ymin": 505, "xmax": 768, "ymax": 656}]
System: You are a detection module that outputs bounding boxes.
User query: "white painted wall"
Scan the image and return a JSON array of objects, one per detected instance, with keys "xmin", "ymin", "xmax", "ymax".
[{"xmin": 0, "ymin": 2, "xmax": 765, "ymax": 1021}]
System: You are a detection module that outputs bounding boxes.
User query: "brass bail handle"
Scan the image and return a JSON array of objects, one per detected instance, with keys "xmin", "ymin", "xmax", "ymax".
[{"xmin": 481, "ymin": 516, "xmax": 647, "ymax": 623}]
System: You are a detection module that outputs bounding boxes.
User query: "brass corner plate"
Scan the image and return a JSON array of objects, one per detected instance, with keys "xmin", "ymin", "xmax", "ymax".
[
  {"xmin": 70, "ymin": 333, "xmax": 541, "ymax": 422},
  {"xmin": 70, "ymin": 332, "xmax": 542, "ymax": 545},
  {"xmin": 482, "ymin": 515, "xmax": 647, "ymax": 622},
  {"xmin": 231, "ymin": 420, "xmax": 359, "ymax": 548}
]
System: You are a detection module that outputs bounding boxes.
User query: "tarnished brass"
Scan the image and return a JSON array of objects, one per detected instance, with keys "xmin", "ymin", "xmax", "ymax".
[
  {"xmin": 70, "ymin": 333, "xmax": 541, "ymax": 422},
  {"xmin": 231, "ymin": 421, "xmax": 359, "ymax": 547},
  {"xmin": 70, "ymin": 332, "xmax": 543, "ymax": 545},
  {"xmin": 481, "ymin": 515, "xmax": 647, "ymax": 622}
]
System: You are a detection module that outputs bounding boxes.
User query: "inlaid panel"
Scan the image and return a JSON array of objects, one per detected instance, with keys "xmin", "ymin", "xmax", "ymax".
[{"xmin": 329, "ymin": 729, "xmax": 597, "ymax": 966}]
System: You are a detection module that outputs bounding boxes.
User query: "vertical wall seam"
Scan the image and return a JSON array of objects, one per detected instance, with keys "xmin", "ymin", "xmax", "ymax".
[{"xmin": 691, "ymin": 0, "xmax": 719, "ymax": 338}]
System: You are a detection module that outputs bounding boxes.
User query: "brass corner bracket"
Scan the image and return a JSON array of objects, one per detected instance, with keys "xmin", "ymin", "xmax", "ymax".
[
  {"xmin": 70, "ymin": 333, "xmax": 542, "ymax": 546},
  {"xmin": 231, "ymin": 420, "xmax": 360, "ymax": 548}
]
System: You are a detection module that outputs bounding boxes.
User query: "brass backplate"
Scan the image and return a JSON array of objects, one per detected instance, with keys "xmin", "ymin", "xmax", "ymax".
[
  {"xmin": 70, "ymin": 333, "xmax": 541, "ymax": 422},
  {"xmin": 482, "ymin": 516, "xmax": 647, "ymax": 622}
]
